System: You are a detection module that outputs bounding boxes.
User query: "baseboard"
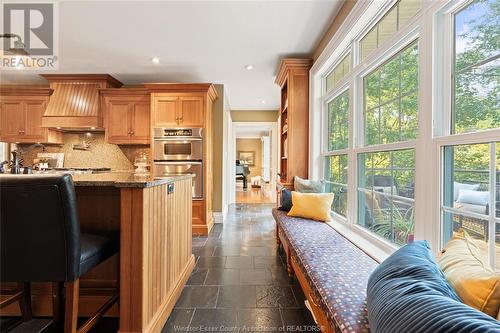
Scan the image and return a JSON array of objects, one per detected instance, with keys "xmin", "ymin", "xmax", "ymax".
[
  {"xmin": 213, "ymin": 205, "xmax": 228, "ymax": 223},
  {"xmin": 213, "ymin": 212, "xmax": 224, "ymax": 223}
]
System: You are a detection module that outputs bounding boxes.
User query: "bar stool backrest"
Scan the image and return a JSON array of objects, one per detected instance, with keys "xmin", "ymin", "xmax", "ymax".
[{"xmin": 0, "ymin": 174, "xmax": 81, "ymax": 282}]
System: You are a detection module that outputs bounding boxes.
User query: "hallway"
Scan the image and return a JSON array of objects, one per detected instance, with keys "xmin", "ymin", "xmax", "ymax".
[
  {"xmin": 163, "ymin": 204, "xmax": 317, "ymax": 332},
  {"xmin": 235, "ymin": 183, "xmax": 276, "ymax": 204}
]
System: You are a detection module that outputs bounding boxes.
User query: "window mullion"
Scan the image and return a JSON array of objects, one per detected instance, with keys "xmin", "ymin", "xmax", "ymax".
[{"xmin": 488, "ymin": 143, "xmax": 496, "ymax": 267}]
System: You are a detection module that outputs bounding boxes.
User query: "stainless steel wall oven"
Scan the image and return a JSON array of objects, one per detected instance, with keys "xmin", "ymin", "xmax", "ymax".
[{"xmin": 153, "ymin": 128, "xmax": 203, "ymax": 199}]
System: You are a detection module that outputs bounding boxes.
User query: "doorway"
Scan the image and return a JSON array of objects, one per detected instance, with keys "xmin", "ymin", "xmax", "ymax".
[{"xmin": 230, "ymin": 122, "xmax": 278, "ymax": 204}]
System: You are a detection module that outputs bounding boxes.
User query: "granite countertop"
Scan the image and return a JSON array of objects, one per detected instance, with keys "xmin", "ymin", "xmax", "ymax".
[
  {"xmin": 71, "ymin": 171, "xmax": 193, "ymax": 188},
  {"xmin": 0, "ymin": 172, "xmax": 193, "ymax": 188}
]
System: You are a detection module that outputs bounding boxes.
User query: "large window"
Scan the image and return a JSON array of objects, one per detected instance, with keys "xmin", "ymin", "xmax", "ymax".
[
  {"xmin": 357, "ymin": 41, "xmax": 419, "ymax": 245},
  {"xmin": 364, "ymin": 42, "xmax": 418, "ymax": 145},
  {"xmin": 452, "ymin": 0, "xmax": 499, "ymax": 134},
  {"xmin": 324, "ymin": 91, "xmax": 350, "ymax": 217},
  {"xmin": 358, "ymin": 149, "xmax": 415, "ymax": 245},
  {"xmin": 314, "ymin": 0, "xmax": 500, "ymax": 263},
  {"xmin": 439, "ymin": 0, "xmax": 500, "ymax": 270},
  {"xmin": 442, "ymin": 142, "xmax": 500, "ymax": 267}
]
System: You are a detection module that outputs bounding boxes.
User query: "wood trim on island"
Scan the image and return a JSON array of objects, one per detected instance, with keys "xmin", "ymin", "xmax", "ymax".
[{"xmin": 119, "ymin": 177, "xmax": 194, "ymax": 332}]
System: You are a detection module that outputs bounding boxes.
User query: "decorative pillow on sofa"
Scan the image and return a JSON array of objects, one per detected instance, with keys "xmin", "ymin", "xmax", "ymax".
[
  {"xmin": 456, "ymin": 189, "xmax": 490, "ymax": 206},
  {"xmin": 437, "ymin": 229, "xmax": 500, "ymax": 317},
  {"xmin": 287, "ymin": 191, "xmax": 333, "ymax": 222},
  {"xmin": 278, "ymin": 189, "xmax": 292, "ymax": 212},
  {"xmin": 294, "ymin": 176, "xmax": 325, "ymax": 193},
  {"xmin": 453, "ymin": 181, "xmax": 480, "ymax": 201},
  {"xmin": 367, "ymin": 241, "xmax": 500, "ymax": 333}
]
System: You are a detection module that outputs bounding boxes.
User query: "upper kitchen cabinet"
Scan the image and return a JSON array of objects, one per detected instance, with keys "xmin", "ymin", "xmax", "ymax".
[
  {"xmin": 149, "ymin": 87, "xmax": 205, "ymax": 127},
  {"xmin": 153, "ymin": 96, "xmax": 180, "ymax": 127},
  {"xmin": 179, "ymin": 96, "xmax": 204, "ymax": 126},
  {"xmin": 0, "ymin": 87, "xmax": 63, "ymax": 144},
  {"xmin": 40, "ymin": 74, "xmax": 122, "ymax": 130},
  {"xmin": 100, "ymin": 88, "xmax": 151, "ymax": 145}
]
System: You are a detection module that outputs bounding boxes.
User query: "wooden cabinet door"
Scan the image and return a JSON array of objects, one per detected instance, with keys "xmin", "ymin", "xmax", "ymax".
[
  {"xmin": 179, "ymin": 97, "xmax": 203, "ymax": 127},
  {"xmin": 130, "ymin": 101, "xmax": 150, "ymax": 144},
  {"xmin": 106, "ymin": 101, "xmax": 132, "ymax": 144},
  {"xmin": 153, "ymin": 96, "xmax": 179, "ymax": 127},
  {"xmin": 0, "ymin": 101, "xmax": 25, "ymax": 140},
  {"xmin": 24, "ymin": 100, "xmax": 47, "ymax": 141}
]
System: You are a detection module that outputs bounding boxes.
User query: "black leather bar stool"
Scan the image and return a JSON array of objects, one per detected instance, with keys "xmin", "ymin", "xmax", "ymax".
[{"xmin": 0, "ymin": 174, "xmax": 119, "ymax": 333}]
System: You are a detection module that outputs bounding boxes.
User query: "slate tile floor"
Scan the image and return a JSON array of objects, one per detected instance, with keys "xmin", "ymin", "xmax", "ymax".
[
  {"xmin": 163, "ymin": 203, "xmax": 318, "ymax": 333},
  {"xmin": 0, "ymin": 204, "xmax": 317, "ymax": 333}
]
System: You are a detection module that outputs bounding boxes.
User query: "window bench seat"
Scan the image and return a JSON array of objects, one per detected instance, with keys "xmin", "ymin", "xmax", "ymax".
[{"xmin": 272, "ymin": 209, "xmax": 378, "ymax": 333}]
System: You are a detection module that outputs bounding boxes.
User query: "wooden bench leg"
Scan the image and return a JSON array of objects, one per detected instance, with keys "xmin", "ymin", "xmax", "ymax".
[
  {"xmin": 18, "ymin": 282, "xmax": 32, "ymax": 321},
  {"xmin": 276, "ymin": 224, "xmax": 281, "ymax": 246},
  {"xmin": 287, "ymin": 255, "xmax": 294, "ymax": 277},
  {"xmin": 64, "ymin": 279, "xmax": 79, "ymax": 333}
]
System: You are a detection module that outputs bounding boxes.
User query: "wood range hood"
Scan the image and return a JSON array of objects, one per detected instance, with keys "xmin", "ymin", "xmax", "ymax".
[{"xmin": 40, "ymin": 74, "xmax": 122, "ymax": 130}]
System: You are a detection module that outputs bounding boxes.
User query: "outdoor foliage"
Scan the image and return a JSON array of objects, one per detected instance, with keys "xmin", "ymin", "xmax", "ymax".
[
  {"xmin": 328, "ymin": 91, "xmax": 349, "ymax": 151},
  {"xmin": 364, "ymin": 42, "xmax": 419, "ymax": 145},
  {"xmin": 454, "ymin": 0, "xmax": 499, "ymax": 134},
  {"xmin": 325, "ymin": 155, "xmax": 348, "ymax": 217}
]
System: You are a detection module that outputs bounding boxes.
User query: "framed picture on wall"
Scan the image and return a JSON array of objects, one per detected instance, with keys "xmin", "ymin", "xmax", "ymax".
[{"xmin": 238, "ymin": 151, "xmax": 255, "ymax": 166}]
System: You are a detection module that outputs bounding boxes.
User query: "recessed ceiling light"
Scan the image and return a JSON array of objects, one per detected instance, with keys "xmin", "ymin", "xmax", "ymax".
[
  {"xmin": 260, "ymin": 100, "xmax": 266, "ymax": 104},
  {"xmin": 151, "ymin": 57, "xmax": 160, "ymax": 64},
  {"xmin": 245, "ymin": 65, "xmax": 253, "ymax": 70}
]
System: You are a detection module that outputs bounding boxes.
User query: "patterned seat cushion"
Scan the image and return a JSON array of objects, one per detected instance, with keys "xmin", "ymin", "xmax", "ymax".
[{"xmin": 272, "ymin": 209, "xmax": 378, "ymax": 333}]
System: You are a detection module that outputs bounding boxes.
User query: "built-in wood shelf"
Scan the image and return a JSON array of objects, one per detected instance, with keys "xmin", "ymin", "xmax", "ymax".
[{"xmin": 275, "ymin": 58, "xmax": 312, "ymax": 187}]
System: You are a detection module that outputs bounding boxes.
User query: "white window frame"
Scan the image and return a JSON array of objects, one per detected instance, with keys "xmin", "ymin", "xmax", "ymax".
[
  {"xmin": 323, "ymin": 48, "xmax": 352, "ymax": 96},
  {"xmin": 351, "ymin": 34, "xmax": 420, "ymax": 252},
  {"xmin": 433, "ymin": 0, "xmax": 500, "ymax": 268},
  {"xmin": 310, "ymin": 0, "xmax": 451, "ymax": 260},
  {"xmin": 322, "ymin": 86, "xmax": 351, "ymax": 222}
]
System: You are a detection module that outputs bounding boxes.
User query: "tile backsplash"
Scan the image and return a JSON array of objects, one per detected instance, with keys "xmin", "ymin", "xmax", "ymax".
[{"xmin": 18, "ymin": 133, "xmax": 149, "ymax": 170}]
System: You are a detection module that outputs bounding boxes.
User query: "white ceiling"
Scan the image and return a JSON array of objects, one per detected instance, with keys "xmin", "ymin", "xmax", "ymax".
[
  {"xmin": 1, "ymin": 1, "xmax": 342, "ymax": 110},
  {"xmin": 235, "ymin": 125, "xmax": 272, "ymax": 138}
]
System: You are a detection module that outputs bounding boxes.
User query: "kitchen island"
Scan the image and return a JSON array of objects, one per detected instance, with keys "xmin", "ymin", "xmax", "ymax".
[{"xmin": 0, "ymin": 172, "xmax": 194, "ymax": 333}]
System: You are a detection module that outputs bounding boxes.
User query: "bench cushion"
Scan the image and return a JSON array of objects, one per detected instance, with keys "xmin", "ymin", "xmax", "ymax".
[{"xmin": 272, "ymin": 208, "xmax": 378, "ymax": 333}]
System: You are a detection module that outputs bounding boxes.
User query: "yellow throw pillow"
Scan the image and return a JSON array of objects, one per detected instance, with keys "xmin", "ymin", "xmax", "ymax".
[
  {"xmin": 287, "ymin": 191, "xmax": 334, "ymax": 222},
  {"xmin": 437, "ymin": 229, "xmax": 500, "ymax": 317}
]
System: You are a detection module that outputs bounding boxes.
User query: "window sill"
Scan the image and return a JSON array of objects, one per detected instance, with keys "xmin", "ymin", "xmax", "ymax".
[{"xmin": 326, "ymin": 218, "xmax": 398, "ymax": 263}]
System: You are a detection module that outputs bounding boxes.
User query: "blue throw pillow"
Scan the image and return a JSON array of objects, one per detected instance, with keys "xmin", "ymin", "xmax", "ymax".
[
  {"xmin": 367, "ymin": 241, "xmax": 500, "ymax": 333},
  {"xmin": 278, "ymin": 189, "xmax": 292, "ymax": 211}
]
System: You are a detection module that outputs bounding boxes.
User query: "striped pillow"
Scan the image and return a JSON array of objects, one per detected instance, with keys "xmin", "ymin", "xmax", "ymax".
[{"xmin": 367, "ymin": 241, "xmax": 500, "ymax": 333}]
